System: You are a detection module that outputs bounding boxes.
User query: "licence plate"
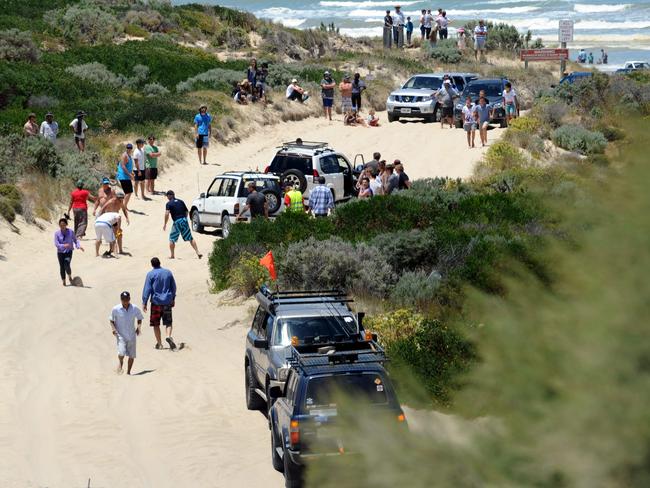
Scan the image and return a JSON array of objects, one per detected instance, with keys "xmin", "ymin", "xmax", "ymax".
[{"xmin": 400, "ymin": 108, "xmax": 411, "ymax": 114}]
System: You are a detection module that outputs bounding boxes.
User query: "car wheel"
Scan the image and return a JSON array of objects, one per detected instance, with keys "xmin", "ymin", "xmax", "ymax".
[
  {"xmin": 499, "ymin": 119, "xmax": 508, "ymax": 128},
  {"xmin": 262, "ymin": 189, "xmax": 282, "ymax": 214},
  {"xmin": 221, "ymin": 213, "xmax": 231, "ymax": 238},
  {"xmin": 281, "ymin": 169, "xmax": 308, "ymax": 193},
  {"xmin": 271, "ymin": 425, "xmax": 284, "ymax": 472},
  {"xmin": 283, "ymin": 446, "xmax": 303, "ymax": 488},
  {"xmin": 190, "ymin": 210, "xmax": 204, "ymax": 233},
  {"xmin": 425, "ymin": 114, "xmax": 436, "ymax": 123},
  {"xmin": 245, "ymin": 362, "xmax": 265, "ymax": 411},
  {"xmin": 388, "ymin": 113, "xmax": 398, "ymax": 123},
  {"xmin": 434, "ymin": 107, "xmax": 442, "ymax": 122}
]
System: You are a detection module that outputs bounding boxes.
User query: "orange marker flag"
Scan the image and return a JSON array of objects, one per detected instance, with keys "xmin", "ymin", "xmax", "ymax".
[{"xmin": 259, "ymin": 251, "xmax": 277, "ymax": 281}]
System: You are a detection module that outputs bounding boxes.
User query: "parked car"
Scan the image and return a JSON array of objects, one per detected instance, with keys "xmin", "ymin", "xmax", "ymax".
[
  {"xmin": 268, "ymin": 340, "xmax": 406, "ymax": 487},
  {"xmin": 245, "ymin": 287, "xmax": 367, "ymax": 412},
  {"xmin": 189, "ymin": 171, "xmax": 283, "ymax": 238},
  {"xmin": 453, "ymin": 78, "xmax": 509, "ymax": 128},
  {"xmin": 386, "ymin": 72, "xmax": 478, "ymax": 123},
  {"xmin": 615, "ymin": 61, "xmax": 650, "ymax": 74},
  {"xmin": 264, "ymin": 140, "xmax": 358, "ymax": 202}
]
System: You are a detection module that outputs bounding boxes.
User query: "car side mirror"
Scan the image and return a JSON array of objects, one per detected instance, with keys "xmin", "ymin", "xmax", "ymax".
[
  {"xmin": 200, "ymin": 192, "xmax": 206, "ymax": 198},
  {"xmin": 269, "ymin": 386, "xmax": 284, "ymax": 399},
  {"xmin": 254, "ymin": 339, "xmax": 269, "ymax": 349}
]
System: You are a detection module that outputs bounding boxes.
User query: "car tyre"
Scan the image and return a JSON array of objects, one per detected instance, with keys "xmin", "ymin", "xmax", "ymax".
[
  {"xmin": 271, "ymin": 426, "xmax": 284, "ymax": 472},
  {"xmin": 245, "ymin": 363, "xmax": 265, "ymax": 411},
  {"xmin": 434, "ymin": 106, "xmax": 442, "ymax": 122},
  {"xmin": 262, "ymin": 188, "xmax": 282, "ymax": 214},
  {"xmin": 499, "ymin": 119, "xmax": 508, "ymax": 128},
  {"xmin": 283, "ymin": 446, "xmax": 303, "ymax": 488},
  {"xmin": 221, "ymin": 213, "xmax": 232, "ymax": 238},
  {"xmin": 425, "ymin": 114, "xmax": 436, "ymax": 123},
  {"xmin": 282, "ymin": 169, "xmax": 308, "ymax": 193},
  {"xmin": 387, "ymin": 113, "xmax": 399, "ymax": 123},
  {"xmin": 190, "ymin": 210, "xmax": 204, "ymax": 233}
]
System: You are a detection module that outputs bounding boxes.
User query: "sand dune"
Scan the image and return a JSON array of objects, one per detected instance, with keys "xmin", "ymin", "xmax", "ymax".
[{"xmin": 0, "ymin": 111, "xmax": 502, "ymax": 487}]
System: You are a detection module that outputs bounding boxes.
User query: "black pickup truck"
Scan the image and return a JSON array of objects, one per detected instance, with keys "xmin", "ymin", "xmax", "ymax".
[{"xmin": 267, "ymin": 340, "xmax": 406, "ymax": 488}]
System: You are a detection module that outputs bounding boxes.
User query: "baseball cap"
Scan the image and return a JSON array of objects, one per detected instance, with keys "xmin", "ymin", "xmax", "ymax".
[
  {"xmin": 120, "ymin": 291, "xmax": 130, "ymax": 299},
  {"xmin": 101, "ymin": 177, "xmax": 110, "ymax": 184},
  {"xmin": 324, "ymin": 70, "xmax": 331, "ymax": 76},
  {"xmin": 45, "ymin": 112, "xmax": 53, "ymax": 117},
  {"xmin": 126, "ymin": 143, "xmax": 133, "ymax": 149},
  {"xmin": 443, "ymin": 79, "xmax": 451, "ymax": 84}
]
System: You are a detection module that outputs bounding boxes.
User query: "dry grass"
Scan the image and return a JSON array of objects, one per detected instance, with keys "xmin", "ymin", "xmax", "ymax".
[{"xmin": 18, "ymin": 173, "xmax": 68, "ymax": 223}]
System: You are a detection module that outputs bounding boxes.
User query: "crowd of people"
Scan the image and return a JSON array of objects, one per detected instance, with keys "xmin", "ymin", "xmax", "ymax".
[
  {"xmin": 577, "ymin": 48, "xmax": 608, "ymax": 65},
  {"xmin": 23, "ymin": 110, "xmax": 89, "ymax": 151}
]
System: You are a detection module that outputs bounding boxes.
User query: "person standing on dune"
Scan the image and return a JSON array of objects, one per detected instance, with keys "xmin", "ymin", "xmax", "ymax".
[
  {"xmin": 194, "ymin": 104, "xmax": 212, "ymax": 165},
  {"xmin": 142, "ymin": 257, "xmax": 177, "ymax": 351},
  {"xmin": 67, "ymin": 180, "xmax": 96, "ymax": 239},
  {"xmin": 109, "ymin": 291, "xmax": 143, "ymax": 375}
]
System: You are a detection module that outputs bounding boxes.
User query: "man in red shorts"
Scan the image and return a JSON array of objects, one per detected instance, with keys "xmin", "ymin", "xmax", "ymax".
[{"xmin": 142, "ymin": 257, "xmax": 178, "ymax": 350}]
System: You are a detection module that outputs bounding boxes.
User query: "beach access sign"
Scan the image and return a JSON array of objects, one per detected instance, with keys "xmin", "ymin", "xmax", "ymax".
[
  {"xmin": 520, "ymin": 48, "xmax": 569, "ymax": 61},
  {"xmin": 559, "ymin": 20, "xmax": 574, "ymax": 43}
]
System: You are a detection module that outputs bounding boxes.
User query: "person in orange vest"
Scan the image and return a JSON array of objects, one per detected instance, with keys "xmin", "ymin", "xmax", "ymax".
[{"xmin": 284, "ymin": 184, "xmax": 304, "ymax": 213}]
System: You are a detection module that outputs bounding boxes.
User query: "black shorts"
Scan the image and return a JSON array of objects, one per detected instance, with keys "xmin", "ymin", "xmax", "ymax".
[
  {"xmin": 134, "ymin": 169, "xmax": 146, "ymax": 182},
  {"xmin": 119, "ymin": 179, "xmax": 133, "ymax": 194},
  {"xmin": 442, "ymin": 106, "xmax": 454, "ymax": 118},
  {"xmin": 145, "ymin": 168, "xmax": 158, "ymax": 180},
  {"xmin": 150, "ymin": 304, "xmax": 173, "ymax": 327}
]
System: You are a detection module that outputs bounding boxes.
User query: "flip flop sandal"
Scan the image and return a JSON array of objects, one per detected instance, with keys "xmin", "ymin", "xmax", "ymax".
[
  {"xmin": 166, "ymin": 337, "xmax": 177, "ymax": 350},
  {"xmin": 155, "ymin": 343, "xmax": 163, "ymax": 350}
]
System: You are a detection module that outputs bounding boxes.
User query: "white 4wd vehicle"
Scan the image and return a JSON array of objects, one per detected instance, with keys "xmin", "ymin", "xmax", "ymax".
[
  {"xmin": 190, "ymin": 172, "xmax": 283, "ymax": 238},
  {"xmin": 264, "ymin": 140, "xmax": 359, "ymax": 202}
]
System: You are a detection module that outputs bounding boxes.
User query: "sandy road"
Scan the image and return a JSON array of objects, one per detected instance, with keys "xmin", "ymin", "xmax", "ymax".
[{"xmin": 0, "ymin": 112, "xmax": 498, "ymax": 487}]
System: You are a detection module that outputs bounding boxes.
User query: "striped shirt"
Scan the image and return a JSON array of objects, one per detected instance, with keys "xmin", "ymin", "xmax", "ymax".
[{"xmin": 308, "ymin": 185, "xmax": 334, "ymax": 215}]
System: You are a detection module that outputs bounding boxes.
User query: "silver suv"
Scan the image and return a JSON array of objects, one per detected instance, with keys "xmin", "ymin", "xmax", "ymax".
[
  {"xmin": 386, "ymin": 72, "xmax": 478, "ymax": 123},
  {"xmin": 244, "ymin": 288, "xmax": 367, "ymax": 411},
  {"xmin": 264, "ymin": 140, "xmax": 359, "ymax": 203}
]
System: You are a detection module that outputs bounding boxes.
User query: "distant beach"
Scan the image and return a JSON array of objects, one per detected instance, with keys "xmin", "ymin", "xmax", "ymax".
[{"xmin": 174, "ymin": 0, "xmax": 650, "ymax": 69}]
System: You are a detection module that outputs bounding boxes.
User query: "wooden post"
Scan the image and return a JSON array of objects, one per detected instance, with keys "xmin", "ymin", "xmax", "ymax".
[
  {"xmin": 525, "ymin": 59, "xmax": 529, "ymax": 69},
  {"xmin": 560, "ymin": 41, "xmax": 567, "ymax": 74}
]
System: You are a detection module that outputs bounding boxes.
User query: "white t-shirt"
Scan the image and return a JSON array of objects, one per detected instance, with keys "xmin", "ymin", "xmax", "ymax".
[
  {"xmin": 475, "ymin": 25, "xmax": 487, "ymax": 39},
  {"xmin": 39, "ymin": 121, "xmax": 59, "ymax": 141},
  {"xmin": 462, "ymin": 105, "xmax": 475, "ymax": 123},
  {"xmin": 438, "ymin": 16, "xmax": 448, "ymax": 29},
  {"xmin": 109, "ymin": 304, "xmax": 144, "ymax": 341},
  {"xmin": 69, "ymin": 118, "xmax": 88, "ymax": 139},
  {"xmin": 394, "ymin": 11, "xmax": 405, "ymax": 26},
  {"xmin": 96, "ymin": 211, "xmax": 120, "ymax": 226},
  {"xmin": 423, "ymin": 13, "xmax": 433, "ymax": 28},
  {"xmin": 369, "ymin": 177, "xmax": 383, "ymax": 196},
  {"xmin": 133, "ymin": 148, "xmax": 146, "ymax": 171},
  {"xmin": 503, "ymin": 89, "xmax": 517, "ymax": 104},
  {"xmin": 286, "ymin": 84, "xmax": 294, "ymax": 98}
]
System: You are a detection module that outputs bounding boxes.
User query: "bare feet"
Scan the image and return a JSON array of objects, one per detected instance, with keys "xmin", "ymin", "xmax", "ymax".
[{"xmin": 198, "ymin": 254, "xmax": 203, "ymax": 259}]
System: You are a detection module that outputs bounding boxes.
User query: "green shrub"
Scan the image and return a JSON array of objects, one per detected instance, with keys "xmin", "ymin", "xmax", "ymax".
[
  {"xmin": 507, "ymin": 116, "xmax": 541, "ymax": 135},
  {"xmin": 367, "ymin": 310, "xmax": 476, "ymax": 404},
  {"xmin": 425, "ymin": 39, "xmax": 462, "ymax": 64},
  {"xmin": 47, "ymin": 4, "xmax": 124, "ymax": 45},
  {"xmin": 228, "ymin": 252, "xmax": 270, "ymax": 296},
  {"xmin": 142, "ymin": 82, "xmax": 170, "ymax": 97},
  {"xmin": 57, "ymin": 151, "xmax": 104, "ymax": 190},
  {"xmin": 552, "ymin": 124, "xmax": 607, "ymax": 155},
  {"xmin": 463, "ymin": 21, "xmax": 524, "ymax": 50},
  {"xmin": 213, "ymin": 25, "xmax": 249, "ymax": 49},
  {"xmin": 0, "ymin": 183, "xmax": 21, "ymax": 216},
  {"xmin": 535, "ymin": 101, "xmax": 567, "ymax": 129},
  {"xmin": 124, "ymin": 9, "xmax": 165, "ymax": 33},
  {"xmin": 596, "ymin": 124, "xmax": 625, "ymax": 142},
  {"xmin": 391, "ymin": 270, "xmax": 442, "ymax": 309},
  {"xmin": 0, "ymin": 183, "xmax": 21, "ymax": 203},
  {"xmin": 477, "ymin": 141, "xmax": 526, "ymax": 174},
  {"xmin": 65, "ymin": 62, "xmax": 128, "ymax": 88},
  {"xmin": 0, "ymin": 197, "xmax": 16, "ymax": 222},
  {"xmin": 176, "ymin": 67, "xmax": 243, "ymax": 93},
  {"xmin": 0, "ymin": 29, "xmax": 40, "ymax": 62},
  {"xmin": 20, "ymin": 137, "xmax": 61, "ymax": 176}
]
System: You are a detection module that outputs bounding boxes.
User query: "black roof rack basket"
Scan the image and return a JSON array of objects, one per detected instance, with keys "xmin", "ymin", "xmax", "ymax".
[
  {"xmin": 278, "ymin": 140, "xmax": 330, "ymax": 150},
  {"xmin": 287, "ymin": 340, "xmax": 388, "ymax": 372},
  {"xmin": 258, "ymin": 286, "xmax": 353, "ymax": 310}
]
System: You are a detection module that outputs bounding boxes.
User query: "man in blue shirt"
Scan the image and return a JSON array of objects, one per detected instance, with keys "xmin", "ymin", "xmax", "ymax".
[
  {"xmin": 308, "ymin": 176, "xmax": 334, "ymax": 217},
  {"xmin": 193, "ymin": 104, "xmax": 212, "ymax": 165},
  {"xmin": 142, "ymin": 257, "xmax": 178, "ymax": 350}
]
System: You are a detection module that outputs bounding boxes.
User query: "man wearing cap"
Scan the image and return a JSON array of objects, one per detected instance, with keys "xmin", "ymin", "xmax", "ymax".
[
  {"xmin": 69, "ymin": 111, "xmax": 88, "ymax": 152},
  {"xmin": 144, "ymin": 135, "xmax": 161, "ymax": 195},
  {"xmin": 435, "ymin": 78, "xmax": 460, "ymax": 129},
  {"xmin": 163, "ymin": 190, "xmax": 202, "ymax": 259},
  {"xmin": 393, "ymin": 5, "xmax": 405, "ymax": 48},
  {"xmin": 117, "ymin": 143, "xmax": 135, "ymax": 210},
  {"xmin": 95, "ymin": 211, "xmax": 121, "ymax": 257},
  {"xmin": 286, "ymin": 78, "xmax": 308, "ymax": 102},
  {"xmin": 68, "ymin": 180, "xmax": 96, "ymax": 238},
  {"xmin": 23, "ymin": 113, "xmax": 38, "ymax": 137},
  {"xmin": 339, "ymin": 75, "xmax": 353, "ymax": 115},
  {"xmin": 194, "ymin": 105, "xmax": 212, "ymax": 165},
  {"xmin": 383, "ymin": 9, "xmax": 393, "ymax": 49},
  {"xmin": 133, "ymin": 138, "xmax": 148, "ymax": 200},
  {"xmin": 474, "ymin": 19, "xmax": 488, "ymax": 61},
  {"xmin": 109, "ymin": 291, "xmax": 144, "ymax": 375},
  {"xmin": 142, "ymin": 257, "xmax": 178, "ymax": 351},
  {"xmin": 320, "ymin": 71, "xmax": 336, "ymax": 121},
  {"xmin": 39, "ymin": 113, "xmax": 59, "ymax": 142}
]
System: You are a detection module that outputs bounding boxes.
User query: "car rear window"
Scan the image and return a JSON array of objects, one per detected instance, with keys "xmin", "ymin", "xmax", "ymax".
[
  {"xmin": 402, "ymin": 76, "xmax": 443, "ymax": 90},
  {"xmin": 273, "ymin": 316, "xmax": 356, "ymax": 346},
  {"xmin": 238, "ymin": 178, "xmax": 280, "ymax": 197},
  {"xmin": 304, "ymin": 373, "xmax": 388, "ymax": 409},
  {"xmin": 270, "ymin": 154, "xmax": 313, "ymax": 173}
]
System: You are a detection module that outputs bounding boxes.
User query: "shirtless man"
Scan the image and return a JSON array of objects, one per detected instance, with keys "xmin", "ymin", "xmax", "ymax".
[{"xmin": 95, "ymin": 180, "xmax": 130, "ymax": 254}]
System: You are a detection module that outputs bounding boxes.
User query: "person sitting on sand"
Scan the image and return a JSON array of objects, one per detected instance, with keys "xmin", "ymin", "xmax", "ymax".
[
  {"xmin": 286, "ymin": 79, "xmax": 309, "ymax": 103},
  {"xmin": 54, "ymin": 217, "xmax": 84, "ymax": 286},
  {"xmin": 344, "ymin": 110, "xmax": 357, "ymax": 126},
  {"xmin": 367, "ymin": 109, "xmax": 380, "ymax": 127},
  {"xmin": 109, "ymin": 291, "xmax": 143, "ymax": 375}
]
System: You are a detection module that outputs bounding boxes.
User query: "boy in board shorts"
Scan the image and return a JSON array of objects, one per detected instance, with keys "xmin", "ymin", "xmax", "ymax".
[
  {"xmin": 142, "ymin": 257, "xmax": 178, "ymax": 350},
  {"xmin": 163, "ymin": 190, "xmax": 202, "ymax": 259}
]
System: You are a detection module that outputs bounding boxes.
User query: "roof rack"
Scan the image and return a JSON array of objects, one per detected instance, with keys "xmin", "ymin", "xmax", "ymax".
[
  {"xmin": 287, "ymin": 340, "xmax": 388, "ymax": 372},
  {"xmin": 278, "ymin": 140, "xmax": 330, "ymax": 150},
  {"xmin": 258, "ymin": 286, "xmax": 353, "ymax": 310}
]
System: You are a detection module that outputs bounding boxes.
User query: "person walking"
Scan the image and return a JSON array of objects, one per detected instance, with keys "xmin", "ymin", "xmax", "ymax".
[
  {"xmin": 406, "ymin": 16, "xmax": 414, "ymax": 46},
  {"xmin": 132, "ymin": 138, "xmax": 148, "ymax": 200},
  {"xmin": 435, "ymin": 78, "xmax": 459, "ymax": 129},
  {"xmin": 194, "ymin": 104, "xmax": 212, "ymax": 165},
  {"xmin": 94, "ymin": 211, "xmax": 121, "ymax": 257},
  {"xmin": 320, "ymin": 71, "xmax": 336, "ymax": 121},
  {"xmin": 39, "ymin": 113, "xmax": 59, "ymax": 142},
  {"xmin": 474, "ymin": 20, "xmax": 488, "ymax": 61},
  {"xmin": 284, "ymin": 184, "xmax": 304, "ymax": 213},
  {"xmin": 96, "ymin": 189, "xmax": 130, "ymax": 255},
  {"xmin": 67, "ymin": 180, "xmax": 96, "ymax": 238},
  {"xmin": 503, "ymin": 82, "xmax": 519, "ymax": 125},
  {"xmin": 163, "ymin": 190, "xmax": 202, "ymax": 259},
  {"xmin": 54, "ymin": 217, "xmax": 84, "ymax": 286},
  {"xmin": 144, "ymin": 135, "xmax": 161, "ymax": 195},
  {"xmin": 240, "ymin": 182, "xmax": 269, "ymax": 219},
  {"xmin": 351, "ymin": 73, "xmax": 366, "ymax": 113},
  {"xmin": 142, "ymin": 257, "xmax": 177, "ymax": 351},
  {"xmin": 109, "ymin": 291, "xmax": 143, "ymax": 375},
  {"xmin": 393, "ymin": 5, "xmax": 405, "ymax": 48},
  {"xmin": 383, "ymin": 10, "xmax": 393, "ymax": 49},
  {"xmin": 462, "ymin": 96, "xmax": 477, "ymax": 148},
  {"xmin": 473, "ymin": 96, "xmax": 495, "ymax": 147},
  {"xmin": 339, "ymin": 75, "xmax": 353, "ymax": 115},
  {"xmin": 308, "ymin": 176, "xmax": 334, "ymax": 217},
  {"xmin": 69, "ymin": 111, "xmax": 88, "ymax": 152},
  {"xmin": 23, "ymin": 113, "xmax": 38, "ymax": 137},
  {"xmin": 116, "ymin": 143, "xmax": 135, "ymax": 210}
]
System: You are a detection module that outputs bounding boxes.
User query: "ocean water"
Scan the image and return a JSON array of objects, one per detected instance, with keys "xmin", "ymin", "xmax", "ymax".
[{"xmin": 173, "ymin": 0, "xmax": 650, "ymax": 68}]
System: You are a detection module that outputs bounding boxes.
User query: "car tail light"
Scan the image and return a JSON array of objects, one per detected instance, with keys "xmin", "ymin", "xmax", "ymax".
[
  {"xmin": 397, "ymin": 413, "xmax": 406, "ymax": 423},
  {"xmin": 234, "ymin": 203, "xmax": 240, "ymax": 214},
  {"xmin": 364, "ymin": 331, "xmax": 373, "ymax": 341},
  {"xmin": 290, "ymin": 420, "xmax": 300, "ymax": 447},
  {"xmin": 313, "ymin": 170, "xmax": 319, "ymax": 177},
  {"xmin": 291, "ymin": 336, "xmax": 299, "ymax": 346},
  {"xmin": 264, "ymin": 166, "xmax": 270, "ymax": 174}
]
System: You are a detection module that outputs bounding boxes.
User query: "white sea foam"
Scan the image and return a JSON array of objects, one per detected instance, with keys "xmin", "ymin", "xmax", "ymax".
[
  {"xmin": 574, "ymin": 4, "xmax": 631, "ymax": 14},
  {"xmin": 576, "ymin": 20, "xmax": 650, "ymax": 30},
  {"xmin": 338, "ymin": 26, "xmax": 383, "ymax": 37},
  {"xmin": 320, "ymin": 1, "xmax": 418, "ymax": 7},
  {"xmin": 256, "ymin": 7, "xmax": 345, "ymax": 20},
  {"xmin": 348, "ymin": 5, "xmax": 540, "ymax": 19}
]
